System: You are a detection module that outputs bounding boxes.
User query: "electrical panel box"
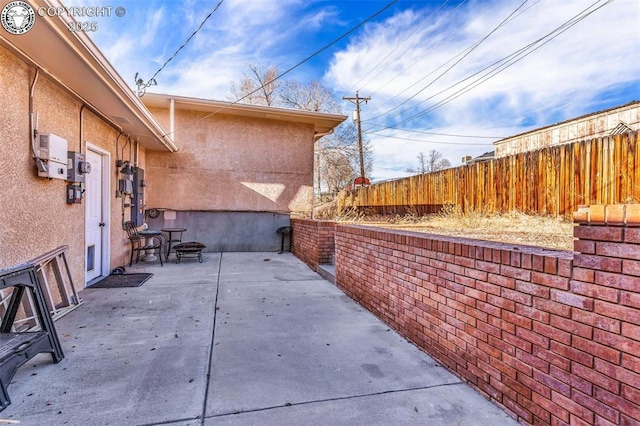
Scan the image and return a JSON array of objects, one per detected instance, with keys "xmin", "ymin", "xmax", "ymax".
[
  {"xmin": 131, "ymin": 167, "xmax": 145, "ymax": 226},
  {"xmin": 118, "ymin": 179, "xmax": 133, "ymax": 194},
  {"xmin": 66, "ymin": 184, "xmax": 83, "ymax": 204},
  {"xmin": 37, "ymin": 134, "xmax": 68, "ymax": 179},
  {"xmin": 67, "ymin": 151, "xmax": 91, "ymax": 183}
]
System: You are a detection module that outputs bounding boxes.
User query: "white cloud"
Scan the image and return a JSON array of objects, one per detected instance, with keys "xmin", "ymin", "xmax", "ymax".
[
  {"xmin": 304, "ymin": 7, "xmax": 341, "ymax": 29},
  {"xmin": 72, "ymin": 0, "xmax": 638, "ymax": 181},
  {"xmin": 140, "ymin": 8, "xmax": 164, "ymax": 47},
  {"xmin": 325, "ymin": 0, "xmax": 640, "ymax": 180},
  {"xmin": 73, "ymin": 0, "xmax": 298, "ymax": 97}
]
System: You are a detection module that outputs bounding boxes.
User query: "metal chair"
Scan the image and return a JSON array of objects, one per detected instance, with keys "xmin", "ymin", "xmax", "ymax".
[
  {"xmin": 123, "ymin": 221, "xmax": 164, "ymax": 266},
  {"xmin": 277, "ymin": 226, "xmax": 292, "ymax": 254}
]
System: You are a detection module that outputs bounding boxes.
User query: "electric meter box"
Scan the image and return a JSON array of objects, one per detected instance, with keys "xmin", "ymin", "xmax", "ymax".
[
  {"xmin": 131, "ymin": 167, "xmax": 145, "ymax": 226},
  {"xmin": 67, "ymin": 151, "xmax": 91, "ymax": 183},
  {"xmin": 37, "ymin": 134, "xmax": 68, "ymax": 180}
]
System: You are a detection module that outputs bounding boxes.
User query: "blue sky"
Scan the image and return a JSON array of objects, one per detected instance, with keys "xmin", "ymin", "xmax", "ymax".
[{"xmin": 68, "ymin": 0, "xmax": 639, "ymax": 181}]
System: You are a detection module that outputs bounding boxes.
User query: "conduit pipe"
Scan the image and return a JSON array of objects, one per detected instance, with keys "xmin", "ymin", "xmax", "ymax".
[
  {"xmin": 29, "ymin": 67, "xmax": 40, "ymax": 158},
  {"xmin": 79, "ymin": 104, "xmax": 86, "ymax": 153},
  {"xmin": 169, "ymin": 98, "xmax": 175, "ymax": 142}
]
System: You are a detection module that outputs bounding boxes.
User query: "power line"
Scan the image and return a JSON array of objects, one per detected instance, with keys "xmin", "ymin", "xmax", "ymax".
[
  {"xmin": 351, "ymin": 0, "xmax": 455, "ymax": 93},
  {"xmin": 393, "ymin": 0, "xmax": 614, "ymax": 126},
  {"xmin": 162, "ymin": 0, "xmax": 398, "ymax": 139},
  {"xmin": 367, "ymin": 1, "xmax": 540, "ymax": 119},
  {"xmin": 364, "ymin": 130, "xmax": 494, "ymax": 146},
  {"xmin": 367, "ymin": 0, "xmax": 490, "ymax": 101},
  {"xmin": 365, "ymin": 123, "xmax": 504, "ymax": 139},
  {"xmin": 365, "ymin": 0, "xmax": 531, "ymax": 123},
  {"xmin": 238, "ymin": 1, "xmax": 397, "ymax": 101},
  {"xmin": 138, "ymin": 0, "xmax": 225, "ymax": 95}
]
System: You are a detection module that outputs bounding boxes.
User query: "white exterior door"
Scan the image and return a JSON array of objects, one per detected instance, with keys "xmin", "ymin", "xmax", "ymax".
[{"xmin": 85, "ymin": 147, "xmax": 109, "ymax": 284}]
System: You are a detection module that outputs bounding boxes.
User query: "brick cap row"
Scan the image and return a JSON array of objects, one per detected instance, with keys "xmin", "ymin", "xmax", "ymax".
[{"xmin": 574, "ymin": 204, "xmax": 640, "ymax": 226}]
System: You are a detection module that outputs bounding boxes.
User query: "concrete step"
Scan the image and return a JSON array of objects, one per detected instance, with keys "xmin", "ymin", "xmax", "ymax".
[{"xmin": 317, "ymin": 264, "xmax": 335, "ymax": 284}]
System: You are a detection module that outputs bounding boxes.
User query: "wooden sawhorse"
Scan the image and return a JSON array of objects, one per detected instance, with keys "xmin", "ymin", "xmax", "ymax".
[{"xmin": 0, "ymin": 264, "xmax": 64, "ymax": 412}]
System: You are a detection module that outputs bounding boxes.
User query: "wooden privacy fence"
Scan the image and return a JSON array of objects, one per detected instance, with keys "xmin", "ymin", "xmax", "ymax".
[{"xmin": 338, "ymin": 131, "xmax": 640, "ymax": 218}]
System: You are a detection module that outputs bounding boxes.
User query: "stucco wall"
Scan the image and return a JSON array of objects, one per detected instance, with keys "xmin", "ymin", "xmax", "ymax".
[
  {"xmin": 0, "ymin": 44, "xmax": 138, "ymax": 288},
  {"xmin": 144, "ymin": 107, "xmax": 315, "ymax": 214},
  {"xmin": 0, "ymin": 45, "xmax": 82, "ymax": 286}
]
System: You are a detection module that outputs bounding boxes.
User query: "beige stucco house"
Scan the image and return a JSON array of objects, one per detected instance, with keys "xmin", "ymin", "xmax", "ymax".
[
  {"xmin": 141, "ymin": 94, "xmax": 345, "ymax": 252},
  {"xmin": 0, "ymin": 0, "xmax": 346, "ymax": 295}
]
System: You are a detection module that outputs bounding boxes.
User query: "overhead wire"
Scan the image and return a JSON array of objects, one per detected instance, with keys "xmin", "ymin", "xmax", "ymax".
[
  {"xmin": 365, "ymin": 0, "xmax": 531, "ymax": 124},
  {"xmin": 358, "ymin": 0, "xmax": 615, "ymax": 154},
  {"xmin": 364, "ymin": 123, "xmax": 504, "ymax": 138},
  {"xmin": 162, "ymin": 0, "xmax": 399, "ymax": 140},
  {"xmin": 364, "ymin": 131, "xmax": 494, "ymax": 145},
  {"xmin": 144, "ymin": 0, "xmax": 225, "ymax": 86},
  {"xmin": 368, "ymin": 0, "xmax": 542, "ymax": 112},
  {"xmin": 366, "ymin": 0, "xmax": 478, "ymax": 100},
  {"xmin": 391, "ymin": 0, "xmax": 615, "ymax": 127},
  {"xmin": 351, "ymin": 0, "xmax": 454, "ymax": 93}
]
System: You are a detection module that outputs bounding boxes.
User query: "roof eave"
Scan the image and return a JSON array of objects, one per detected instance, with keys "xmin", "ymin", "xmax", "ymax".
[
  {"xmin": 142, "ymin": 93, "xmax": 348, "ymax": 137},
  {"xmin": 0, "ymin": 0, "xmax": 176, "ymax": 152}
]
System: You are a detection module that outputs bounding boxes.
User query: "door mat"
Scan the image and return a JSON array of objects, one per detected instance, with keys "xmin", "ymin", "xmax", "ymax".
[{"xmin": 89, "ymin": 273, "xmax": 153, "ymax": 288}]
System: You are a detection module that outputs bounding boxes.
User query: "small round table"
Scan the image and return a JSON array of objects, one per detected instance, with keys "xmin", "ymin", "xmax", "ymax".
[
  {"xmin": 138, "ymin": 230, "xmax": 163, "ymax": 262},
  {"xmin": 162, "ymin": 228, "xmax": 187, "ymax": 261}
]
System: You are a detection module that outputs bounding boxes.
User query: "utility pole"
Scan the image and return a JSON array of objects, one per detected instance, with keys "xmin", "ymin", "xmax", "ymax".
[{"xmin": 343, "ymin": 92, "xmax": 370, "ymax": 184}]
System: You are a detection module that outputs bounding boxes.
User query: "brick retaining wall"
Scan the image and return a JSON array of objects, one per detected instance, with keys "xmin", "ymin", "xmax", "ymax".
[
  {"xmin": 290, "ymin": 219, "xmax": 335, "ymax": 271},
  {"xmin": 292, "ymin": 206, "xmax": 640, "ymax": 425}
]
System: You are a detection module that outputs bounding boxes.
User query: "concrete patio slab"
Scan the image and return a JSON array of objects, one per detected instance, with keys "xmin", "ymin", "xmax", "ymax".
[
  {"xmin": 208, "ymin": 384, "xmax": 511, "ymax": 426},
  {"xmin": 1, "ymin": 252, "xmax": 516, "ymax": 426},
  {"xmin": 218, "ymin": 252, "xmax": 320, "ymax": 283},
  {"xmin": 208, "ymin": 276, "xmax": 458, "ymax": 415}
]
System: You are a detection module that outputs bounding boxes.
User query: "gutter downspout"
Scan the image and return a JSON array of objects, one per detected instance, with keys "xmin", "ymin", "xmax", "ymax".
[
  {"xmin": 170, "ymin": 98, "xmax": 175, "ymax": 143},
  {"xmin": 313, "ymin": 129, "xmax": 333, "ymax": 141},
  {"xmin": 79, "ymin": 104, "xmax": 86, "ymax": 152}
]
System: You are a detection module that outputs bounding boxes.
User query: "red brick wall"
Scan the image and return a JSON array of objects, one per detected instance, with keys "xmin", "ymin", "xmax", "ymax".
[
  {"xmin": 294, "ymin": 205, "xmax": 640, "ymax": 425},
  {"xmin": 290, "ymin": 219, "xmax": 335, "ymax": 271}
]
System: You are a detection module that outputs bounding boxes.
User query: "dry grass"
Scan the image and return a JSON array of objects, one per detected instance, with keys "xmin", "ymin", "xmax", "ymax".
[{"xmin": 333, "ymin": 204, "xmax": 575, "ymax": 251}]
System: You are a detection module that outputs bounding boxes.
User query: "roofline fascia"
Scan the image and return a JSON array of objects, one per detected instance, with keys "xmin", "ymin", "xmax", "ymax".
[
  {"xmin": 22, "ymin": 0, "xmax": 178, "ymax": 152},
  {"xmin": 144, "ymin": 93, "xmax": 348, "ymax": 123}
]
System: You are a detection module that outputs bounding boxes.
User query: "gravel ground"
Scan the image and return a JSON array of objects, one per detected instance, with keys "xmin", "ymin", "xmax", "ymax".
[{"xmin": 347, "ymin": 211, "xmax": 576, "ymax": 252}]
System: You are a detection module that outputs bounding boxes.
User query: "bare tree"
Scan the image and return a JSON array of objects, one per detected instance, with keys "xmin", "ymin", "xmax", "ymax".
[
  {"xmin": 428, "ymin": 149, "xmax": 451, "ymax": 172},
  {"xmin": 411, "ymin": 150, "xmax": 451, "ymax": 174},
  {"xmin": 280, "ymin": 80, "xmax": 341, "ymax": 113},
  {"xmin": 230, "ymin": 64, "xmax": 280, "ymax": 106},
  {"xmin": 317, "ymin": 147, "xmax": 353, "ymax": 194},
  {"xmin": 416, "ymin": 152, "xmax": 428, "ymax": 174},
  {"xmin": 317, "ymin": 122, "xmax": 372, "ymax": 194}
]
